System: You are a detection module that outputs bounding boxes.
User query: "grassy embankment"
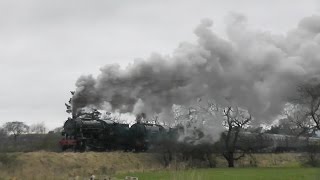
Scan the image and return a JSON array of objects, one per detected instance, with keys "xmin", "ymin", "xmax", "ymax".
[
  {"xmin": 0, "ymin": 151, "xmax": 163, "ymax": 180},
  {"xmin": 0, "ymin": 152, "xmax": 318, "ymax": 180}
]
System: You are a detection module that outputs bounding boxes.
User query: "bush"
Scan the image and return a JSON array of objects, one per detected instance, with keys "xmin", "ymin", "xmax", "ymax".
[
  {"xmin": 0, "ymin": 153, "xmax": 19, "ymax": 167},
  {"xmin": 304, "ymin": 144, "xmax": 320, "ymax": 167}
]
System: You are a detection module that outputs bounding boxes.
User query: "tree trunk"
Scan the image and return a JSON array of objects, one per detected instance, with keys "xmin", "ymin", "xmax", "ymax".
[
  {"xmin": 227, "ymin": 158, "xmax": 235, "ymax": 167},
  {"xmin": 225, "ymin": 152, "xmax": 235, "ymax": 168}
]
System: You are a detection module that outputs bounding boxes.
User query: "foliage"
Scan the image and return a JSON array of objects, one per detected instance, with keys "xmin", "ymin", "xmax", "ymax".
[
  {"xmin": 0, "ymin": 128, "xmax": 7, "ymax": 138},
  {"xmin": 0, "ymin": 132, "xmax": 61, "ymax": 152},
  {"xmin": 304, "ymin": 143, "xmax": 320, "ymax": 167},
  {"xmin": 265, "ymin": 118, "xmax": 304, "ymax": 136},
  {"xmin": 29, "ymin": 122, "xmax": 47, "ymax": 134},
  {"xmin": 0, "ymin": 153, "xmax": 19, "ymax": 167},
  {"xmin": 3, "ymin": 122, "xmax": 29, "ymax": 141}
]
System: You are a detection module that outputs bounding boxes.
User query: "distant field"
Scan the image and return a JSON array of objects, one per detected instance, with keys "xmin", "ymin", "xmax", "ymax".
[{"xmin": 117, "ymin": 168, "xmax": 320, "ymax": 180}]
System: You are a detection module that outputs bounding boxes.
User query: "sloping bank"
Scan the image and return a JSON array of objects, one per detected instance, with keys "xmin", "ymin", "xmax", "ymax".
[
  {"xmin": 0, "ymin": 152, "xmax": 307, "ymax": 180},
  {"xmin": 0, "ymin": 151, "xmax": 163, "ymax": 179}
]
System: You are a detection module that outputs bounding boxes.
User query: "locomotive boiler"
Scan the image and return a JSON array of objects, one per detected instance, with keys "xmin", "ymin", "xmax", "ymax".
[
  {"xmin": 59, "ymin": 115, "xmax": 166, "ymax": 152},
  {"xmin": 129, "ymin": 123, "xmax": 166, "ymax": 151}
]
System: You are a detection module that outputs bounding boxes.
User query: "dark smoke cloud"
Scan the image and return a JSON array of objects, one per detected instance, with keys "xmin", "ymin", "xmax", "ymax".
[{"xmin": 72, "ymin": 13, "xmax": 320, "ymax": 124}]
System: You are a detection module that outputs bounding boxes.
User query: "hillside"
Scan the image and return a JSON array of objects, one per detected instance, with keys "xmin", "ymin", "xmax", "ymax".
[
  {"xmin": 0, "ymin": 151, "xmax": 310, "ymax": 179},
  {"xmin": 0, "ymin": 151, "xmax": 318, "ymax": 180},
  {"xmin": 0, "ymin": 152, "xmax": 309, "ymax": 180},
  {"xmin": 0, "ymin": 151, "xmax": 164, "ymax": 179},
  {"xmin": 0, "ymin": 151, "xmax": 316, "ymax": 180}
]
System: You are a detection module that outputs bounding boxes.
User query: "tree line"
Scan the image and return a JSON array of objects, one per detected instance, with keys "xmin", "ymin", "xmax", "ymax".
[{"xmin": 0, "ymin": 122, "xmax": 61, "ymax": 152}]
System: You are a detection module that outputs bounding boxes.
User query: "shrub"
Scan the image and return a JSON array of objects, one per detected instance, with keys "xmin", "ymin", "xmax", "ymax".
[{"xmin": 0, "ymin": 153, "xmax": 19, "ymax": 167}]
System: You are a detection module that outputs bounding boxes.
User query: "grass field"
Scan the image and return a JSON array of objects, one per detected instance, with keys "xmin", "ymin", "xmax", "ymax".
[
  {"xmin": 117, "ymin": 168, "xmax": 320, "ymax": 180},
  {"xmin": 0, "ymin": 152, "xmax": 318, "ymax": 179}
]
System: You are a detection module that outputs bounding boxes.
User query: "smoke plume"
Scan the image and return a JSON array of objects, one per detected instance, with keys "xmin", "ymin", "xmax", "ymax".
[{"xmin": 72, "ymin": 13, "xmax": 320, "ymax": 125}]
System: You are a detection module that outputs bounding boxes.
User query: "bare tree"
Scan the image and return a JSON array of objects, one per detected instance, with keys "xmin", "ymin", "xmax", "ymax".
[
  {"xmin": 3, "ymin": 121, "xmax": 29, "ymax": 142},
  {"xmin": 286, "ymin": 82, "xmax": 320, "ymax": 166},
  {"xmin": 220, "ymin": 106, "xmax": 252, "ymax": 167},
  {"xmin": 173, "ymin": 100, "xmax": 253, "ymax": 168},
  {"xmin": 286, "ymin": 81, "xmax": 320, "ymax": 135},
  {"xmin": 30, "ymin": 122, "xmax": 47, "ymax": 134},
  {"xmin": 195, "ymin": 100, "xmax": 253, "ymax": 167}
]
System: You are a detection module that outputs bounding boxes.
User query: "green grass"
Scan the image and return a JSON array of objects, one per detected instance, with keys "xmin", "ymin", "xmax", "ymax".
[
  {"xmin": 0, "ymin": 152, "xmax": 318, "ymax": 179},
  {"xmin": 116, "ymin": 168, "xmax": 320, "ymax": 180}
]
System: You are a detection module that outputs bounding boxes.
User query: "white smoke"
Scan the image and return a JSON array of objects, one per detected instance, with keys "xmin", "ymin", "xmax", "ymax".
[
  {"xmin": 173, "ymin": 100, "xmax": 227, "ymax": 144},
  {"xmin": 72, "ymin": 13, "xmax": 320, "ymax": 127},
  {"xmin": 132, "ymin": 99, "xmax": 145, "ymax": 115}
]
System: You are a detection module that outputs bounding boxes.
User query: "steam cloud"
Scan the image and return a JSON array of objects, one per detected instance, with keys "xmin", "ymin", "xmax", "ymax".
[{"xmin": 72, "ymin": 13, "xmax": 320, "ymax": 125}]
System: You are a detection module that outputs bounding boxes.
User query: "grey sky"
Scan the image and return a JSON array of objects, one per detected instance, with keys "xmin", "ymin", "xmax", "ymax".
[{"xmin": 0, "ymin": 0, "xmax": 319, "ymax": 129}]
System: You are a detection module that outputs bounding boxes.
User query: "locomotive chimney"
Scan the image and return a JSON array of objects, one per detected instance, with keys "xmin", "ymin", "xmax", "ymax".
[{"xmin": 136, "ymin": 113, "xmax": 146, "ymax": 123}]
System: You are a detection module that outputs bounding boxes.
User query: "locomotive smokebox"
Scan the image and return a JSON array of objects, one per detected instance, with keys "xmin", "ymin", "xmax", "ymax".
[{"xmin": 63, "ymin": 118, "xmax": 77, "ymax": 135}]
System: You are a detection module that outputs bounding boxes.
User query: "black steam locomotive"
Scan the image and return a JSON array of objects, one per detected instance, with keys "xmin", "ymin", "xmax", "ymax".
[
  {"xmin": 59, "ymin": 112, "xmax": 320, "ymax": 153},
  {"xmin": 59, "ymin": 114, "xmax": 167, "ymax": 152}
]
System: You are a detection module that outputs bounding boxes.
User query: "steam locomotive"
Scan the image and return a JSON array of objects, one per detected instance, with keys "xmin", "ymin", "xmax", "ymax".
[
  {"xmin": 59, "ymin": 112, "xmax": 320, "ymax": 152},
  {"xmin": 59, "ymin": 114, "xmax": 167, "ymax": 152}
]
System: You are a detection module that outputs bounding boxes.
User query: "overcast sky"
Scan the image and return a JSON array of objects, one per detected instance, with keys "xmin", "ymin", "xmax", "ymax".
[{"xmin": 0, "ymin": 0, "xmax": 319, "ymax": 130}]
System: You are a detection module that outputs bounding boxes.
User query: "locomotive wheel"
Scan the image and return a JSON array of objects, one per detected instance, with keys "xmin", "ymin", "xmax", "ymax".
[
  {"xmin": 61, "ymin": 146, "xmax": 67, "ymax": 152},
  {"xmin": 73, "ymin": 141, "xmax": 87, "ymax": 152},
  {"xmin": 79, "ymin": 146, "xmax": 86, "ymax": 152},
  {"xmin": 124, "ymin": 147, "xmax": 133, "ymax": 152},
  {"xmin": 134, "ymin": 147, "xmax": 141, "ymax": 152}
]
